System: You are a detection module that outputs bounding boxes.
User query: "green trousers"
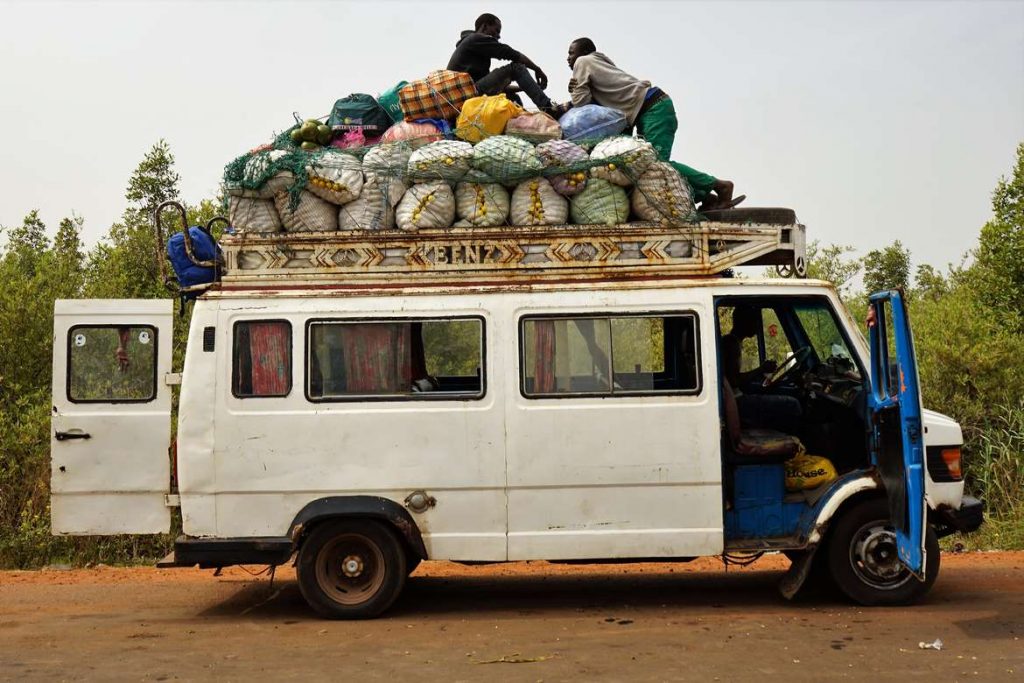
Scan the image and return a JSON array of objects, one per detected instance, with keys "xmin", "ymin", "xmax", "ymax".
[{"xmin": 635, "ymin": 97, "xmax": 718, "ymax": 202}]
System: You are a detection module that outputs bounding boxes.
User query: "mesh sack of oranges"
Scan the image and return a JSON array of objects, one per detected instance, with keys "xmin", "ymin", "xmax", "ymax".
[
  {"xmin": 228, "ymin": 196, "xmax": 281, "ymax": 234},
  {"xmin": 784, "ymin": 450, "xmax": 838, "ymax": 492},
  {"xmin": 535, "ymin": 140, "xmax": 590, "ymax": 196},
  {"xmin": 274, "ymin": 191, "xmax": 338, "ymax": 232},
  {"xmin": 632, "ymin": 162, "xmax": 696, "ymax": 224},
  {"xmin": 396, "ymin": 181, "xmax": 455, "ymax": 231},
  {"xmin": 407, "ymin": 140, "xmax": 474, "ymax": 184},
  {"xmin": 589, "ymin": 137, "xmax": 658, "ymax": 187},
  {"xmin": 455, "ymin": 181, "xmax": 510, "ymax": 227},
  {"xmin": 510, "ymin": 178, "xmax": 568, "ymax": 226},
  {"xmin": 471, "ymin": 135, "xmax": 543, "ymax": 184},
  {"xmin": 570, "ymin": 178, "xmax": 629, "ymax": 226},
  {"xmin": 305, "ymin": 151, "xmax": 364, "ymax": 205},
  {"xmin": 339, "ymin": 176, "xmax": 400, "ymax": 231},
  {"xmin": 455, "ymin": 94, "xmax": 524, "ymax": 144}
]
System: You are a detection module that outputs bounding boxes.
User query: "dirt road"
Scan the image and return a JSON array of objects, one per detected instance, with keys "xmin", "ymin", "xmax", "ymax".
[{"xmin": 1, "ymin": 552, "xmax": 1022, "ymax": 681}]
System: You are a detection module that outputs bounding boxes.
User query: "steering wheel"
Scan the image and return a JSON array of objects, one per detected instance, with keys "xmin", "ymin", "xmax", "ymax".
[{"xmin": 762, "ymin": 346, "xmax": 813, "ymax": 389}]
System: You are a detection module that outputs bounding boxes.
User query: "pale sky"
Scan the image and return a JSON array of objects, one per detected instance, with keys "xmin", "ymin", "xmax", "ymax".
[{"xmin": 1, "ymin": 0, "xmax": 1022, "ymax": 272}]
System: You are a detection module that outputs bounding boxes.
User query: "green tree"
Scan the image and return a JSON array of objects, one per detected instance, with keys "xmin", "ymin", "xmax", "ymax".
[
  {"xmin": 86, "ymin": 141, "xmax": 183, "ymax": 300},
  {"xmin": 3, "ymin": 210, "xmax": 50, "ymax": 277},
  {"xmin": 863, "ymin": 240, "xmax": 911, "ymax": 294},
  {"xmin": 913, "ymin": 264, "xmax": 948, "ymax": 302},
  {"xmin": 970, "ymin": 142, "xmax": 1024, "ymax": 333}
]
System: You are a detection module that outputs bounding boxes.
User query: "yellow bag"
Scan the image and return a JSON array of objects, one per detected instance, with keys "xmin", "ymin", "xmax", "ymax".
[
  {"xmin": 455, "ymin": 94, "xmax": 524, "ymax": 143},
  {"xmin": 784, "ymin": 452, "xmax": 837, "ymax": 491}
]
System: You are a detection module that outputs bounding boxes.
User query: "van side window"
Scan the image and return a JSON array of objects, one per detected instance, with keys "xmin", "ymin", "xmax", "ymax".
[
  {"xmin": 232, "ymin": 321, "xmax": 292, "ymax": 398},
  {"xmin": 307, "ymin": 318, "xmax": 484, "ymax": 401},
  {"xmin": 68, "ymin": 325, "xmax": 157, "ymax": 402},
  {"xmin": 521, "ymin": 314, "xmax": 700, "ymax": 397}
]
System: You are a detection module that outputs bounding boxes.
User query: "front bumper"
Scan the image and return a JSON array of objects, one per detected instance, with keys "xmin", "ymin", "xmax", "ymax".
[{"xmin": 934, "ymin": 495, "xmax": 984, "ymax": 537}]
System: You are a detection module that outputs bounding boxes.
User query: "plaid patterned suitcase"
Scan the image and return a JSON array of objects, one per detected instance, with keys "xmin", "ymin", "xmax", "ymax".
[{"xmin": 399, "ymin": 70, "xmax": 478, "ymax": 121}]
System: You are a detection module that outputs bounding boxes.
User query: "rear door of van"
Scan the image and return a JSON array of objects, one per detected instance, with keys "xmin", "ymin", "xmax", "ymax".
[{"xmin": 50, "ymin": 299, "xmax": 173, "ymax": 534}]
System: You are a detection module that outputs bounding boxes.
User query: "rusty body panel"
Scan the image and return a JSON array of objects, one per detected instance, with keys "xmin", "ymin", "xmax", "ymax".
[{"xmin": 218, "ymin": 221, "xmax": 806, "ymax": 291}]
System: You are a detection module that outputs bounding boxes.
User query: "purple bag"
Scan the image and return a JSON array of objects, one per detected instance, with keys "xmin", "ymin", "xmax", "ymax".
[{"xmin": 536, "ymin": 139, "xmax": 590, "ymax": 196}]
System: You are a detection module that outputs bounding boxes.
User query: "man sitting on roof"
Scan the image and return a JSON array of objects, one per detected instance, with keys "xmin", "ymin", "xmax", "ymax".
[
  {"xmin": 448, "ymin": 13, "xmax": 565, "ymax": 117},
  {"xmin": 565, "ymin": 37, "xmax": 745, "ymax": 211}
]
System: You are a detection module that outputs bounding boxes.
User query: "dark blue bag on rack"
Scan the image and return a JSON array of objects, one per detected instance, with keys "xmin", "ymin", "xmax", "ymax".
[{"xmin": 167, "ymin": 226, "xmax": 220, "ymax": 293}]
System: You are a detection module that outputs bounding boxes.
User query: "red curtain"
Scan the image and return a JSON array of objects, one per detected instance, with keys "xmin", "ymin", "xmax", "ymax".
[
  {"xmin": 338, "ymin": 324, "xmax": 412, "ymax": 394},
  {"xmin": 532, "ymin": 320, "xmax": 556, "ymax": 393},
  {"xmin": 249, "ymin": 322, "xmax": 290, "ymax": 395}
]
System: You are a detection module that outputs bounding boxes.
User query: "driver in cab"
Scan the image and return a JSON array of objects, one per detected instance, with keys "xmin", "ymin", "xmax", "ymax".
[{"xmin": 721, "ymin": 306, "xmax": 801, "ymax": 431}]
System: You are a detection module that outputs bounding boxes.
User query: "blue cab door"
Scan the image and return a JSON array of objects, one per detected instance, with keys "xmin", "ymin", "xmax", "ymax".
[{"xmin": 867, "ymin": 291, "xmax": 927, "ymax": 577}]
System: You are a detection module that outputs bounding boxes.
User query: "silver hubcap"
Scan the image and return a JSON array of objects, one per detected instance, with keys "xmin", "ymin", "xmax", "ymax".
[
  {"xmin": 849, "ymin": 522, "xmax": 912, "ymax": 590},
  {"xmin": 342, "ymin": 555, "xmax": 364, "ymax": 578}
]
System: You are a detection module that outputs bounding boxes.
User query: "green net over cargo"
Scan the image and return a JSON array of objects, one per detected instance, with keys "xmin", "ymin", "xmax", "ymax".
[{"xmin": 222, "ymin": 115, "xmax": 705, "ymax": 231}]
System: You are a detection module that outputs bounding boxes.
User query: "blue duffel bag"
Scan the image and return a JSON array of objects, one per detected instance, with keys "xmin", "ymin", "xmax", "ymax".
[{"xmin": 167, "ymin": 225, "xmax": 220, "ymax": 292}]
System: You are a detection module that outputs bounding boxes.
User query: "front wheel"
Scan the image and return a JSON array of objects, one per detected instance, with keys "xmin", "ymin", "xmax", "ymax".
[
  {"xmin": 297, "ymin": 519, "xmax": 407, "ymax": 619},
  {"xmin": 827, "ymin": 497, "xmax": 940, "ymax": 606}
]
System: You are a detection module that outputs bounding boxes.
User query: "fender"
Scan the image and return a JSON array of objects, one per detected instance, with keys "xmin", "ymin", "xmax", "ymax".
[
  {"xmin": 800, "ymin": 471, "xmax": 881, "ymax": 545},
  {"xmin": 287, "ymin": 495, "xmax": 428, "ymax": 560},
  {"xmin": 779, "ymin": 471, "xmax": 881, "ymax": 600}
]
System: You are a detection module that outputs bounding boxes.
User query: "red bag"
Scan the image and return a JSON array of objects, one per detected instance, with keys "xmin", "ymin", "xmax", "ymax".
[{"xmin": 399, "ymin": 70, "xmax": 477, "ymax": 121}]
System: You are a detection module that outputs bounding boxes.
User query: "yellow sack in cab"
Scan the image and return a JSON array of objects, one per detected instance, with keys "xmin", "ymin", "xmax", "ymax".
[
  {"xmin": 784, "ymin": 452, "xmax": 837, "ymax": 491},
  {"xmin": 456, "ymin": 94, "xmax": 524, "ymax": 143}
]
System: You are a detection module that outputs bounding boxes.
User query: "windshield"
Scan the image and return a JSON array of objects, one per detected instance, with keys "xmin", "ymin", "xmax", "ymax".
[{"xmin": 794, "ymin": 303, "xmax": 860, "ymax": 379}]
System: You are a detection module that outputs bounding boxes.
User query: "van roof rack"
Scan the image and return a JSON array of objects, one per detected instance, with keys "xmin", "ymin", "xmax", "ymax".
[{"xmin": 217, "ymin": 208, "xmax": 806, "ymax": 291}]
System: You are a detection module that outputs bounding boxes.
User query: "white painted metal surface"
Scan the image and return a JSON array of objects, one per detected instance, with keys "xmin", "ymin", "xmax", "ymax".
[
  {"xmin": 55, "ymin": 277, "xmax": 967, "ymax": 561},
  {"xmin": 51, "ymin": 299, "xmax": 173, "ymax": 534},
  {"xmin": 505, "ymin": 293, "xmax": 723, "ymax": 559}
]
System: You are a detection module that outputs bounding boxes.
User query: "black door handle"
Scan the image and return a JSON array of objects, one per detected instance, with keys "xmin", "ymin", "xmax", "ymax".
[{"xmin": 55, "ymin": 430, "xmax": 91, "ymax": 441}]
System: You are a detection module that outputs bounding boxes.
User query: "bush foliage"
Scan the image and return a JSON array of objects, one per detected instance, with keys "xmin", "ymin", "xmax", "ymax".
[{"xmin": 1, "ymin": 141, "xmax": 1022, "ymax": 567}]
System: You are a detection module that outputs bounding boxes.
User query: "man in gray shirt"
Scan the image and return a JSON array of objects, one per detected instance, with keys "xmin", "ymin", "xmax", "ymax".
[{"xmin": 566, "ymin": 37, "xmax": 744, "ymax": 211}]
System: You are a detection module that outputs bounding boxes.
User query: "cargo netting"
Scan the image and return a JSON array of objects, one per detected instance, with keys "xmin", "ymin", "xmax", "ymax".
[{"xmin": 222, "ymin": 107, "xmax": 702, "ymax": 235}]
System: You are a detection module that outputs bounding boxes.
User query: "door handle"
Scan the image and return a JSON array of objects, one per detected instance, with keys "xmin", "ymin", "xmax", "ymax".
[{"xmin": 55, "ymin": 430, "xmax": 91, "ymax": 441}]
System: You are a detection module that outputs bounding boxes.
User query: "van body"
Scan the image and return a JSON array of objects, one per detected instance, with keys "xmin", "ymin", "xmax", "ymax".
[{"xmin": 51, "ymin": 219, "xmax": 983, "ymax": 618}]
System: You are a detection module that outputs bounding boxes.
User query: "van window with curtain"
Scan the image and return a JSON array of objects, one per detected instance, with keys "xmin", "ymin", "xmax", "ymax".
[
  {"xmin": 521, "ymin": 314, "xmax": 700, "ymax": 397},
  {"xmin": 307, "ymin": 318, "xmax": 484, "ymax": 400},
  {"xmin": 232, "ymin": 321, "xmax": 292, "ymax": 398}
]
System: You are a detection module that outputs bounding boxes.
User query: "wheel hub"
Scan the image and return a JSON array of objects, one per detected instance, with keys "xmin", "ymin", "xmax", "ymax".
[
  {"xmin": 341, "ymin": 554, "xmax": 364, "ymax": 578},
  {"xmin": 853, "ymin": 526, "xmax": 906, "ymax": 585}
]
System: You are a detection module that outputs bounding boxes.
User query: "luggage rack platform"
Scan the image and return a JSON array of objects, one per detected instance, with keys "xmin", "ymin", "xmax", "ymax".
[{"xmin": 218, "ymin": 212, "xmax": 806, "ymax": 290}]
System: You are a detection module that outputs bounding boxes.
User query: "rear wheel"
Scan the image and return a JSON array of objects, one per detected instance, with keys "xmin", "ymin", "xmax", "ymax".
[
  {"xmin": 297, "ymin": 519, "xmax": 406, "ymax": 619},
  {"xmin": 827, "ymin": 498, "xmax": 939, "ymax": 606}
]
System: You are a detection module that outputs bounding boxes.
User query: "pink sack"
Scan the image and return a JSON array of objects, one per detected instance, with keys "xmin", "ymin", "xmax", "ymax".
[
  {"xmin": 330, "ymin": 129, "xmax": 382, "ymax": 150},
  {"xmin": 535, "ymin": 139, "xmax": 589, "ymax": 196},
  {"xmin": 505, "ymin": 111, "xmax": 562, "ymax": 144},
  {"xmin": 380, "ymin": 120, "xmax": 444, "ymax": 149}
]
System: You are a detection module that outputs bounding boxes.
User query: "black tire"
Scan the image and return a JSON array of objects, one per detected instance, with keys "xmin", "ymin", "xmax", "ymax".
[
  {"xmin": 827, "ymin": 497, "xmax": 940, "ymax": 606},
  {"xmin": 406, "ymin": 556, "xmax": 423, "ymax": 575},
  {"xmin": 296, "ymin": 518, "xmax": 407, "ymax": 619},
  {"xmin": 700, "ymin": 207, "xmax": 797, "ymax": 225}
]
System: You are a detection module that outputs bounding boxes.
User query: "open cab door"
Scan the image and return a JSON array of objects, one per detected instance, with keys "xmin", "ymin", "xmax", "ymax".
[
  {"xmin": 867, "ymin": 291, "xmax": 927, "ymax": 578},
  {"xmin": 51, "ymin": 299, "xmax": 173, "ymax": 534}
]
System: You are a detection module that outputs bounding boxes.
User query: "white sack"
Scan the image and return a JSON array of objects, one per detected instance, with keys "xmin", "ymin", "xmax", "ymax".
[{"xmin": 396, "ymin": 181, "xmax": 455, "ymax": 231}]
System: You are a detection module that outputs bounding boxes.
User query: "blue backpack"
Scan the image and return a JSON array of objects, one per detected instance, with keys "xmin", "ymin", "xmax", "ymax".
[{"xmin": 166, "ymin": 225, "xmax": 220, "ymax": 292}]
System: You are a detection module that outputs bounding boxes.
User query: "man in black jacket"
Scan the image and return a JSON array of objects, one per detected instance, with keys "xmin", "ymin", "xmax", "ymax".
[{"xmin": 447, "ymin": 13, "xmax": 561, "ymax": 115}]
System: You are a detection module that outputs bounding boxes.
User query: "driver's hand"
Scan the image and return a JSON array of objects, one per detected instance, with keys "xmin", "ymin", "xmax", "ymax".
[{"xmin": 762, "ymin": 360, "xmax": 778, "ymax": 374}]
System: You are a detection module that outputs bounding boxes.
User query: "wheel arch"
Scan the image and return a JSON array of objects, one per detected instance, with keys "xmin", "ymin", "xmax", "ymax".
[
  {"xmin": 803, "ymin": 473, "xmax": 882, "ymax": 546},
  {"xmin": 288, "ymin": 496, "xmax": 428, "ymax": 561}
]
